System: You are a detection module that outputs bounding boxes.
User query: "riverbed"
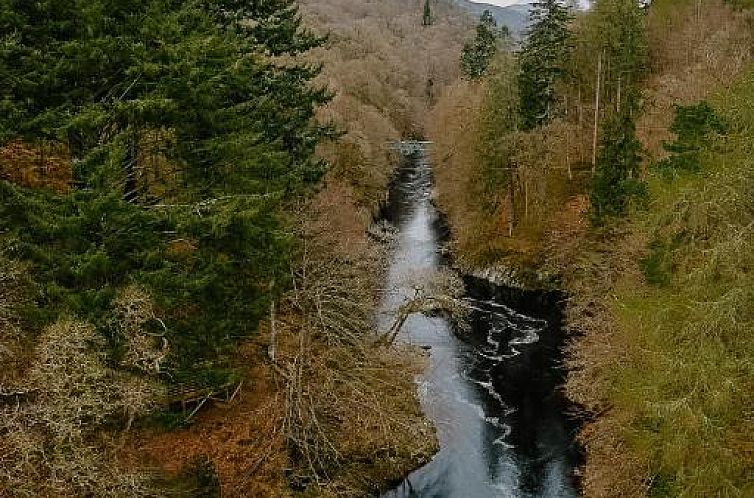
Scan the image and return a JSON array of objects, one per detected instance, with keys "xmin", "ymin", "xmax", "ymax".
[{"xmin": 378, "ymin": 151, "xmax": 581, "ymax": 498}]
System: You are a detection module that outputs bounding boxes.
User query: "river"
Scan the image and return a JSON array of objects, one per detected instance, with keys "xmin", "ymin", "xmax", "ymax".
[{"xmin": 378, "ymin": 151, "xmax": 581, "ymax": 498}]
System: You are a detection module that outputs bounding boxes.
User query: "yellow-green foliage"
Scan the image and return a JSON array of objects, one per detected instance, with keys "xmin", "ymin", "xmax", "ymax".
[
  {"xmin": 731, "ymin": 0, "xmax": 754, "ymax": 9},
  {"xmin": 609, "ymin": 67, "xmax": 754, "ymax": 497}
]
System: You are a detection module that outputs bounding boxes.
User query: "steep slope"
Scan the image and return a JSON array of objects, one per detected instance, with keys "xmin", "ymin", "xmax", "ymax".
[
  {"xmin": 125, "ymin": 2, "xmax": 476, "ymax": 497},
  {"xmin": 454, "ymin": 0, "xmax": 531, "ymax": 34},
  {"xmin": 427, "ymin": 0, "xmax": 754, "ymax": 496},
  {"xmin": 0, "ymin": 1, "xmax": 475, "ymax": 496},
  {"xmin": 300, "ymin": 0, "xmax": 471, "ymax": 208},
  {"xmin": 564, "ymin": 2, "xmax": 754, "ymax": 496}
]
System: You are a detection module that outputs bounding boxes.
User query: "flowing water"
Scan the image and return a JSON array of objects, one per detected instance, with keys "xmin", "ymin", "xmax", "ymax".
[{"xmin": 378, "ymin": 152, "xmax": 580, "ymax": 498}]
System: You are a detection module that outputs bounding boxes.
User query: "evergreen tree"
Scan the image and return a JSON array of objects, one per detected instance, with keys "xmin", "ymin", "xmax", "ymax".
[
  {"xmin": 589, "ymin": 91, "xmax": 645, "ymax": 223},
  {"xmin": 423, "ymin": 0, "xmax": 433, "ymax": 26},
  {"xmin": 653, "ymin": 102, "xmax": 727, "ymax": 179},
  {"xmin": 590, "ymin": 0, "xmax": 648, "ymax": 111},
  {"xmin": 207, "ymin": 0, "xmax": 325, "ymax": 56},
  {"xmin": 460, "ymin": 10, "xmax": 499, "ymax": 80},
  {"xmin": 0, "ymin": 0, "xmax": 331, "ymax": 382},
  {"xmin": 587, "ymin": 0, "xmax": 648, "ymax": 224},
  {"xmin": 517, "ymin": 0, "xmax": 573, "ymax": 130},
  {"xmin": 0, "ymin": 1, "xmax": 151, "ymax": 157}
]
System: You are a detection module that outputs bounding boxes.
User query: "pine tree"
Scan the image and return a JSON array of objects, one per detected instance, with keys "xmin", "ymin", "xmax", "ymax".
[
  {"xmin": 586, "ymin": 0, "xmax": 648, "ymax": 112},
  {"xmin": 0, "ymin": 0, "xmax": 332, "ymax": 381},
  {"xmin": 517, "ymin": 0, "xmax": 573, "ymax": 130},
  {"xmin": 460, "ymin": 10, "xmax": 500, "ymax": 80},
  {"xmin": 207, "ymin": 0, "xmax": 325, "ymax": 56},
  {"xmin": 653, "ymin": 102, "xmax": 727, "ymax": 179},
  {"xmin": 587, "ymin": 0, "xmax": 648, "ymax": 224},
  {"xmin": 589, "ymin": 91, "xmax": 645, "ymax": 223},
  {"xmin": 423, "ymin": 0, "xmax": 433, "ymax": 26}
]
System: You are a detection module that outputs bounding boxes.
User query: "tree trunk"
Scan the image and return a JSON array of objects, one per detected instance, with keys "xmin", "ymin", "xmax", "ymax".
[
  {"xmin": 592, "ymin": 51, "xmax": 603, "ymax": 173},
  {"xmin": 578, "ymin": 84, "xmax": 584, "ymax": 163},
  {"xmin": 123, "ymin": 130, "xmax": 139, "ymax": 203},
  {"xmin": 507, "ymin": 174, "xmax": 515, "ymax": 237},
  {"xmin": 617, "ymin": 74, "xmax": 622, "ymax": 113},
  {"xmin": 269, "ymin": 300, "xmax": 277, "ymax": 362},
  {"xmin": 567, "ymin": 135, "xmax": 572, "ymax": 181}
]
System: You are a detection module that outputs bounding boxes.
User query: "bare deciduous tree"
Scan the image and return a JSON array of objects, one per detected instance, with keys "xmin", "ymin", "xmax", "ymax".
[{"xmin": 0, "ymin": 319, "xmax": 166, "ymax": 497}]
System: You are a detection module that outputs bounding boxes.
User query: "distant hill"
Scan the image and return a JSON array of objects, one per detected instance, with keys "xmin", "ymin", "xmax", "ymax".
[{"xmin": 453, "ymin": 0, "xmax": 532, "ymax": 36}]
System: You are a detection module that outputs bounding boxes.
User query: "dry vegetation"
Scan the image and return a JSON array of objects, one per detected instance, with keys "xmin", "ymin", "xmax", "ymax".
[
  {"xmin": 428, "ymin": 1, "xmax": 754, "ymax": 496},
  {"xmin": 0, "ymin": 1, "xmax": 477, "ymax": 496},
  {"xmin": 115, "ymin": 1, "xmax": 477, "ymax": 496},
  {"xmin": 561, "ymin": 3, "xmax": 754, "ymax": 497},
  {"xmin": 1, "ymin": 311, "xmax": 166, "ymax": 497},
  {"xmin": 638, "ymin": 0, "xmax": 754, "ymax": 160},
  {"xmin": 554, "ymin": 1, "xmax": 754, "ymax": 497},
  {"xmin": 430, "ymin": 1, "xmax": 751, "ymax": 276},
  {"xmin": 301, "ymin": 0, "xmax": 471, "ymax": 208},
  {"xmin": 129, "ymin": 183, "xmax": 438, "ymax": 498},
  {"xmin": 0, "ymin": 140, "xmax": 71, "ymax": 193},
  {"xmin": 565, "ymin": 68, "xmax": 754, "ymax": 497},
  {"xmin": 428, "ymin": 58, "xmax": 588, "ymax": 279},
  {"xmin": 271, "ymin": 187, "xmax": 438, "ymax": 497}
]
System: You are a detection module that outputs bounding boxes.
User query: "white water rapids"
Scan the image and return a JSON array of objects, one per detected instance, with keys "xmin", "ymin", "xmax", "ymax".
[{"xmin": 378, "ymin": 153, "xmax": 580, "ymax": 498}]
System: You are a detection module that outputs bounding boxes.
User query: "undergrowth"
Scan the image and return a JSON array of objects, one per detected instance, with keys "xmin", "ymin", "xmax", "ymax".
[{"xmin": 593, "ymin": 65, "xmax": 754, "ymax": 497}]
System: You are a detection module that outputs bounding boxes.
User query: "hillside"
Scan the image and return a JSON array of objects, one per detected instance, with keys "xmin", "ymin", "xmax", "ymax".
[
  {"xmin": 427, "ymin": 0, "xmax": 754, "ymax": 495},
  {"xmin": 2, "ymin": 0, "xmax": 751, "ymax": 496},
  {"xmin": 0, "ymin": 1, "xmax": 473, "ymax": 497},
  {"xmin": 454, "ymin": 0, "xmax": 531, "ymax": 35},
  {"xmin": 300, "ymin": 0, "xmax": 471, "ymax": 207}
]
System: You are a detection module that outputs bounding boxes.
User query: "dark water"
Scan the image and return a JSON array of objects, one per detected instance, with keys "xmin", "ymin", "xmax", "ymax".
[{"xmin": 378, "ymin": 153, "xmax": 580, "ymax": 498}]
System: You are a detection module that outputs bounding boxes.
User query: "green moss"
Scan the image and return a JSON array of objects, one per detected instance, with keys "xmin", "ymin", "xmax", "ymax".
[{"xmin": 648, "ymin": 473, "xmax": 677, "ymax": 498}]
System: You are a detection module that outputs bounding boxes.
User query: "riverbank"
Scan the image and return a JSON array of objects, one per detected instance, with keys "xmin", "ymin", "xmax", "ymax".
[
  {"xmin": 124, "ymin": 167, "xmax": 440, "ymax": 497},
  {"xmin": 562, "ymin": 64, "xmax": 754, "ymax": 498},
  {"xmin": 426, "ymin": 1, "xmax": 754, "ymax": 495},
  {"xmin": 381, "ymin": 152, "xmax": 581, "ymax": 496}
]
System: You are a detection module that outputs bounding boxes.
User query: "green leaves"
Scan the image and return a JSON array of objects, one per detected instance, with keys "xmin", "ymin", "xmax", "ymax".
[
  {"xmin": 517, "ymin": 0, "xmax": 573, "ymax": 130},
  {"xmin": 460, "ymin": 10, "xmax": 501, "ymax": 80},
  {"xmin": 0, "ymin": 0, "xmax": 330, "ymax": 383}
]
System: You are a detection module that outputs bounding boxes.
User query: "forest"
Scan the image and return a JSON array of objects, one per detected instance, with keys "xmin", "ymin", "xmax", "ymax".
[
  {"xmin": 430, "ymin": 0, "xmax": 753, "ymax": 496},
  {"xmin": 0, "ymin": 0, "xmax": 752, "ymax": 497}
]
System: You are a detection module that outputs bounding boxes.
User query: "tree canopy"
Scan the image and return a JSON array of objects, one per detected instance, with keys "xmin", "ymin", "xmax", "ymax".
[
  {"xmin": 460, "ymin": 10, "xmax": 500, "ymax": 80},
  {"xmin": 0, "ymin": 0, "xmax": 331, "ymax": 382},
  {"xmin": 517, "ymin": 0, "xmax": 573, "ymax": 130}
]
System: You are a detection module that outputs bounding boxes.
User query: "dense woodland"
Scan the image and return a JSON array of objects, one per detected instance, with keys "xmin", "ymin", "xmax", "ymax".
[
  {"xmin": 0, "ymin": 1, "xmax": 466, "ymax": 496},
  {"xmin": 0, "ymin": 0, "xmax": 333, "ymax": 495},
  {"xmin": 1, "ymin": 0, "xmax": 752, "ymax": 497},
  {"xmin": 430, "ymin": 0, "xmax": 753, "ymax": 496}
]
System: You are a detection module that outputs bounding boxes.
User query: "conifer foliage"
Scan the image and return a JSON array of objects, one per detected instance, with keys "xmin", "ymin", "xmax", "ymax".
[
  {"xmin": 589, "ymin": 93, "xmax": 645, "ymax": 222},
  {"xmin": 588, "ymin": 0, "xmax": 648, "ymax": 223},
  {"xmin": 460, "ymin": 10, "xmax": 500, "ymax": 80},
  {"xmin": 0, "ymin": 0, "xmax": 330, "ymax": 382},
  {"xmin": 517, "ymin": 0, "xmax": 573, "ymax": 130},
  {"xmin": 423, "ymin": 0, "xmax": 433, "ymax": 26}
]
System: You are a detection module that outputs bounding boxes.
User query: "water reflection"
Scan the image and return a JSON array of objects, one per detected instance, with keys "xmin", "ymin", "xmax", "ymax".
[{"xmin": 379, "ymin": 154, "xmax": 580, "ymax": 498}]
